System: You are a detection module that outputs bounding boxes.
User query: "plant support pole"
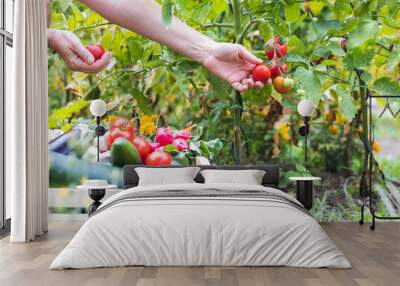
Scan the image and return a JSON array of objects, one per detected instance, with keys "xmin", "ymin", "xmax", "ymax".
[{"xmin": 232, "ymin": 0, "xmax": 242, "ymax": 165}]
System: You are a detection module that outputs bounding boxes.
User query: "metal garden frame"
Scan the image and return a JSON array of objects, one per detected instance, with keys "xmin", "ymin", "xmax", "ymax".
[{"xmin": 359, "ymin": 93, "xmax": 400, "ymax": 230}]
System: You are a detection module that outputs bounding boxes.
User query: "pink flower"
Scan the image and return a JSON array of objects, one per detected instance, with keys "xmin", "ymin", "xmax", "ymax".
[
  {"xmin": 175, "ymin": 129, "xmax": 192, "ymax": 141},
  {"xmin": 173, "ymin": 138, "xmax": 189, "ymax": 151},
  {"xmin": 155, "ymin": 127, "xmax": 174, "ymax": 146}
]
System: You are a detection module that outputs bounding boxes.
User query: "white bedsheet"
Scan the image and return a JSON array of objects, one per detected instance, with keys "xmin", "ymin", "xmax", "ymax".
[{"xmin": 50, "ymin": 183, "xmax": 351, "ymax": 269}]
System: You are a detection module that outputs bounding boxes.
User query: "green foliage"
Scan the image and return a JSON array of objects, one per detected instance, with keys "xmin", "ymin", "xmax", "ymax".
[
  {"xmin": 48, "ymin": 1, "xmax": 400, "ymax": 197},
  {"xmin": 161, "ymin": 0, "xmax": 173, "ymax": 28},
  {"xmin": 293, "ymin": 67, "xmax": 321, "ymax": 104}
]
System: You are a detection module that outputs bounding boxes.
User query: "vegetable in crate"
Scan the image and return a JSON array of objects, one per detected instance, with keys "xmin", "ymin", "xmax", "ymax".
[
  {"xmin": 132, "ymin": 136, "xmax": 151, "ymax": 161},
  {"xmin": 145, "ymin": 150, "xmax": 173, "ymax": 166},
  {"xmin": 107, "ymin": 118, "xmax": 135, "ymax": 147},
  {"xmin": 155, "ymin": 127, "xmax": 174, "ymax": 146},
  {"xmin": 111, "ymin": 137, "xmax": 142, "ymax": 167}
]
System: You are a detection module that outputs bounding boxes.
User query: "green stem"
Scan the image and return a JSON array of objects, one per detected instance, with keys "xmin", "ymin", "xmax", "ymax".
[
  {"xmin": 232, "ymin": 0, "xmax": 243, "ymax": 165},
  {"xmin": 238, "ymin": 19, "xmax": 265, "ymax": 43},
  {"xmin": 357, "ymin": 70, "xmax": 369, "ymax": 196},
  {"xmin": 74, "ymin": 22, "xmax": 112, "ymax": 32},
  {"xmin": 83, "ymin": 67, "xmax": 156, "ymax": 98},
  {"xmin": 203, "ymin": 22, "xmax": 233, "ymax": 29},
  {"xmin": 232, "ymin": 0, "xmax": 242, "ymax": 41}
]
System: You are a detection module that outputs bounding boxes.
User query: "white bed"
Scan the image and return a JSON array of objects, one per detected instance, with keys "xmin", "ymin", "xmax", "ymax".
[{"xmin": 50, "ymin": 182, "xmax": 351, "ymax": 269}]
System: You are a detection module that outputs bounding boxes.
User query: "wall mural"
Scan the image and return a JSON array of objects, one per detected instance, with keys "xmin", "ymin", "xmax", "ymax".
[{"xmin": 48, "ymin": 1, "xmax": 400, "ymax": 221}]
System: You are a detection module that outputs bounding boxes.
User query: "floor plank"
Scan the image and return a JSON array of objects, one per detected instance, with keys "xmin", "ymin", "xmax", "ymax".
[{"xmin": 0, "ymin": 222, "xmax": 398, "ymax": 286}]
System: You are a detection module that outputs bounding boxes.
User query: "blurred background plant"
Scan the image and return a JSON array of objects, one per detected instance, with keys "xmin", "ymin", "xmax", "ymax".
[{"xmin": 48, "ymin": 0, "xmax": 400, "ymax": 221}]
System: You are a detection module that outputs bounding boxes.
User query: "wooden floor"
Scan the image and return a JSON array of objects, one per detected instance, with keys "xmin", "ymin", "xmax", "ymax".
[{"xmin": 0, "ymin": 222, "xmax": 399, "ymax": 286}]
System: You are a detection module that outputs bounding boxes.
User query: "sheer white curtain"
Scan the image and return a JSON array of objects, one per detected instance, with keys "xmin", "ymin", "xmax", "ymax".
[{"xmin": 8, "ymin": 0, "xmax": 48, "ymax": 242}]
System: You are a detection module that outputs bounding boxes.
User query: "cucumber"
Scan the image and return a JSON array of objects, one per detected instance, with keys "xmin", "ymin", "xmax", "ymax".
[
  {"xmin": 111, "ymin": 138, "xmax": 142, "ymax": 167},
  {"xmin": 49, "ymin": 151, "xmax": 123, "ymax": 188}
]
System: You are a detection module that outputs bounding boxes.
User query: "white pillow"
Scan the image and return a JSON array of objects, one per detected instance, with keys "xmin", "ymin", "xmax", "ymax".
[
  {"xmin": 136, "ymin": 167, "xmax": 200, "ymax": 186},
  {"xmin": 200, "ymin": 169, "xmax": 266, "ymax": 185}
]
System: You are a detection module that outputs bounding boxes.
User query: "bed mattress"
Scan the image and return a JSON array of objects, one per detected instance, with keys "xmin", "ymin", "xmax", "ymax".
[{"xmin": 50, "ymin": 183, "xmax": 351, "ymax": 269}]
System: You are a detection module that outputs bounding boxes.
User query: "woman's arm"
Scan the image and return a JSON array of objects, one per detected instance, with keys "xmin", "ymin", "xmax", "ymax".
[{"xmin": 80, "ymin": 0, "xmax": 264, "ymax": 91}]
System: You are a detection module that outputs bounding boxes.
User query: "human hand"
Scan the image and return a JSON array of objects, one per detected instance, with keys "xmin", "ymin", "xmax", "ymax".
[
  {"xmin": 48, "ymin": 29, "xmax": 112, "ymax": 74},
  {"xmin": 202, "ymin": 43, "xmax": 267, "ymax": 92}
]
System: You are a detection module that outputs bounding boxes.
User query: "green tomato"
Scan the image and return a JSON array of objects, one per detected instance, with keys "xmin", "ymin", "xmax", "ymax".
[
  {"xmin": 283, "ymin": 78, "xmax": 294, "ymax": 89},
  {"xmin": 296, "ymin": 89, "xmax": 305, "ymax": 96}
]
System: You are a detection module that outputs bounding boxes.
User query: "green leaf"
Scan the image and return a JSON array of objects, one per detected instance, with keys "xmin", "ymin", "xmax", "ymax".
[
  {"xmin": 360, "ymin": 72, "xmax": 372, "ymax": 84},
  {"xmin": 243, "ymin": 85, "xmax": 271, "ymax": 105},
  {"xmin": 348, "ymin": 19, "xmax": 379, "ymax": 49},
  {"xmin": 336, "ymin": 86, "xmax": 357, "ymax": 122},
  {"xmin": 319, "ymin": 59, "xmax": 337, "ymax": 66},
  {"xmin": 162, "ymin": 0, "xmax": 173, "ymax": 28},
  {"xmin": 326, "ymin": 41, "xmax": 346, "ymax": 57},
  {"xmin": 199, "ymin": 139, "xmax": 223, "ymax": 160},
  {"xmin": 383, "ymin": 17, "xmax": 400, "ymax": 29},
  {"xmin": 69, "ymin": 3, "xmax": 84, "ymax": 22},
  {"xmin": 287, "ymin": 35, "xmax": 305, "ymax": 55},
  {"xmin": 343, "ymin": 47, "xmax": 374, "ymax": 70},
  {"xmin": 387, "ymin": 47, "xmax": 400, "ymax": 71},
  {"xmin": 126, "ymin": 38, "xmax": 143, "ymax": 64},
  {"xmin": 333, "ymin": 0, "xmax": 352, "ymax": 21},
  {"xmin": 130, "ymin": 88, "xmax": 151, "ymax": 114},
  {"xmin": 211, "ymin": 101, "xmax": 230, "ymax": 123},
  {"xmin": 293, "ymin": 67, "xmax": 322, "ymax": 105},
  {"xmin": 308, "ymin": 1, "xmax": 326, "ymax": 16},
  {"xmin": 72, "ymin": 72, "xmax": 88, "ymax": 83},
  {"xmin": 269, "ymin": 17, "xmax": 289, "ymax": 37},
  {"xmin": 101, "ymin": 30, "xmax": 113, "ymax": 51},
  {"xmin": 164, "ymin": 144, "xmax": 179, "ymax": 155},
  {"xmin": 284, "ymin": 3, "xmax": 300, "ymax": 23},
  {"xmin": 372, "ymin": 77, "xmax": 400, "ymax": 96},
  {"xmin": 208, "ymin": 71, "xmax": 230, "ymax": 98},
  {"xmin": 172, "ymin": 67, "xmax": 190, "ymax": 96},
  {"xmin": 192, "ymin": 2, "xmax": 212, "ymax": 24},
  {"xmin": 285, "ymin": 54, "xmax": 309, "ymax": 65},
  {"xmin": 208, "ymin": 0, "xmax": 228, "ymax": 20}
]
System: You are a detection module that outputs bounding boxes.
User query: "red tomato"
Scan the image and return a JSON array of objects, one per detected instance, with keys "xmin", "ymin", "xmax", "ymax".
[
  {"xmin": 107, "ymin": 128, "xmax": 135, "ymax": 147},
  {"xmin": 265, "ymin": 36, "xmax": 288, "ymax": 60},
  {"xmin": 107, "ymin": 117, "xmax": 135, "ymax": 147},
  {"xmin": 132, "ymin": 136, "xmax": 151, "ymax": 161},
  {"xmin": 86, "ymin": 44, "xmax": 105, "ymax": 61},
  {"xmin": 252, "ymin": 64, "xmax": 271, "ymax": 83},
  {"xmin": 145, "ymin": 151, "xmax": 173, "ymax": 166},
  {"xmin": 269, "ymin": 61, "xmax": 288, "ymax": 78},
  {"xmin": 273, "ymin": 76, "xmax": 291, "ymax": 94}
]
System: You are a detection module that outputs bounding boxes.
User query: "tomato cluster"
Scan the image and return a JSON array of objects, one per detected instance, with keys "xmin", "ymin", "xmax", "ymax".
[{"xmin": 251, "ymin": 36, "xmax": 296, "ymax": 95}]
